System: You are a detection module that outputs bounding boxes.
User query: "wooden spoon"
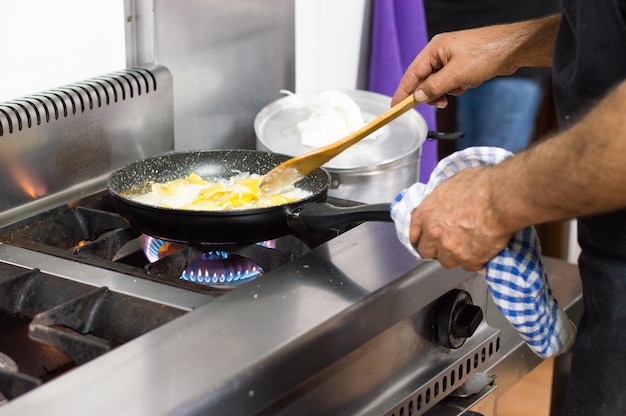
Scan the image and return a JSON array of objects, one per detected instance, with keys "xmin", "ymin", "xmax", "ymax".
[{"xmin": 258, "ymin": 93, "xmax": 418, "ymax": 194}]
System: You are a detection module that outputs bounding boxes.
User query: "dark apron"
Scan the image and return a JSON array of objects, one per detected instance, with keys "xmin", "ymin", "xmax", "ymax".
[
  {"xmin": 553, "ymin": 0, "xmax": 626, "ymax": 414},
  {"xmin": 567, "ymin": 215, "xmax": 626, "ymax": 414}
]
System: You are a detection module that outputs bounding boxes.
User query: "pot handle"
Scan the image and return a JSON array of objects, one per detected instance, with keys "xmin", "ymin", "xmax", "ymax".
[
  {"xmin": 427, "ymin": 130, "xmax": 464, "ymax": 141},
  {"xmin": 290, "ymin": 202, "xmax": 391, "ymax": 232}
]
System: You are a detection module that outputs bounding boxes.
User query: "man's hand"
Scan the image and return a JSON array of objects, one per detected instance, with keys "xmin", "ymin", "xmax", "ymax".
[{"xmin": 409, "ymin": 167, "xmax": 515, "ymax": 271}]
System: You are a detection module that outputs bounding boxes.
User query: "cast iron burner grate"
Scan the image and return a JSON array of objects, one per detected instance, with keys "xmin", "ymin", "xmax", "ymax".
[
  {"xmin": 0, "ymin": 262, "xmax": 185, "ymax": 402},
  {"xmin": 0, "ymin": 192, "xmax": 358, "ymax": 295}
]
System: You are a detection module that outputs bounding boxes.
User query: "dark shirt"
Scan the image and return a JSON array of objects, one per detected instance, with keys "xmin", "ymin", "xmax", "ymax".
[
  {"xmin": 552, "ymin": 1, "xmax": 626, "ymax": 414},
  {"xmin": 423, "ymin": 0, "xmax": 560, "ymax": 34},
  {"xmin": 553, "ymin": 0, "xmax": 626, "ymax": 127},
  {"xmin": 423, "ymin": 0, "xmax": 560, "ymax": 80}
]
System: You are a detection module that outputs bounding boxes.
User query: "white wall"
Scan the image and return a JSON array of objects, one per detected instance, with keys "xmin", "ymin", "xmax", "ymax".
[
  {"xmin": 0, "ymin": 0, "xmax": 365, "ymax": 127},
  {"xmin": 0, "ymin": 0, "xmax": 125, "ymax": 102},
  {"xmin": 0, "ymin": 0, "xmax": 363, "ymax": 101},
  {"xmin": 294, "ymin": 0, "xmax": 369, "ymax": 93}
]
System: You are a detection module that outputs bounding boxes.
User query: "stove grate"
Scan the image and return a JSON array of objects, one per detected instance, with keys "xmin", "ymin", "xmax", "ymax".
[
  {"xmin": 0, "ymin": 192, "xmax": 357, "ymax": 295},
  {"xmin": 0, "ymin": 262, "xmax": 185, "ymax": 401}
]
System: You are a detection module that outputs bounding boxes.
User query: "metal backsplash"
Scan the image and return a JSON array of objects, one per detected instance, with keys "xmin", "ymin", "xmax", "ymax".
[
  {"xmin": 125, "ymin": 0, "xmax": 295, "ymax": 151},
  {"xmin": 0, "ymin": 66, "xmax": 173, "ymax": 224}
]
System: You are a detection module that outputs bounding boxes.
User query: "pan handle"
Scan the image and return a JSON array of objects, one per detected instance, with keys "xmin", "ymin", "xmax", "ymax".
[
  {"xmin": 427, "ymin": 130, "xmax": 464, "ymax": 141},
  {"xmin": 290, "ymin": 202, "xmax": 392, "ymax": 232}
]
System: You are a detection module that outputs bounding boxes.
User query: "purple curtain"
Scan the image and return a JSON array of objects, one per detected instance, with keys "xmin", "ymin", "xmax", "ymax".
[{"xmin": 368, "ymin": 0, "xmax": 437, "ymax": 183}]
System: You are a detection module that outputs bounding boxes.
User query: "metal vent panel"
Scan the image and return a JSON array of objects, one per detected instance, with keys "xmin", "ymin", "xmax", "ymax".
[
  {"xmin": 384, "ymin": 332, "xmax": 501, "ymax": 416},
  {"xmin": 0, "ymin": 66, "xmax": 173, "ymax": 217},
  {"xmin": 0, "ymin": 69, "xmax": 158, "ymax": 134}
]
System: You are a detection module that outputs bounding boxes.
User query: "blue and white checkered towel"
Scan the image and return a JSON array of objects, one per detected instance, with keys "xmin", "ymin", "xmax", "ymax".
[{"xmin": 391, "ymin": 147, "xmax": 576, "ymax": 358}]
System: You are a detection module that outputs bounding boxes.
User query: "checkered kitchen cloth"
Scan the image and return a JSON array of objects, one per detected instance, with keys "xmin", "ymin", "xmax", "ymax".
[{"xmin": 390, "ymin": 147, "xmax": 576, "ymax": 358}]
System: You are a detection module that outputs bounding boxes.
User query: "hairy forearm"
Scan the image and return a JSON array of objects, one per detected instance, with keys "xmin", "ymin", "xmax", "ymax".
[
  {"xmin": 470, "ymin": 14, "xmax": 562, "ymax": 78},
  {"xmin": 491, "ymin": 80, "xmax": 626, "ymax": 231},
  {"xmin": 392, "ymin": 14, "xmax": 562, "ymax": 107},
  {"xmin": 503, "ymin": 13, "xmax": 561, "ymax": 72}
]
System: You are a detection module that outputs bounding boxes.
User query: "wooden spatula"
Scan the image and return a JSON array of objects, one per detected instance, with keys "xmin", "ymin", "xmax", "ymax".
[{"xmin": 258, "ymin": 93, "xmax": 419, "ymax": 194}]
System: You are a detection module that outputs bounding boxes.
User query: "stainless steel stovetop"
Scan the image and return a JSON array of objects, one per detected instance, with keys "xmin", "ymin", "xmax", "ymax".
[{"xmin": 0, "ymin": 193, "xmax": 499, "ymax": 415}]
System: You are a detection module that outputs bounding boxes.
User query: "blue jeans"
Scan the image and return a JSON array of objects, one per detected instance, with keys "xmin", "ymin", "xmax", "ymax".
[{"xmin": 455, "ymin": 75, "xmax": 548, "ymax": 153}]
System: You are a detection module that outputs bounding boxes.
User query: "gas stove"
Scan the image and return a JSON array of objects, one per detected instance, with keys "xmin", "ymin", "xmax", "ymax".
[
  {"xmin": 0, "ymin": 66, "xmax": 502, "ymax": 415},
  {"xmin": 0, "ymin": 192, "xmax": 501, "ymax": 415}
]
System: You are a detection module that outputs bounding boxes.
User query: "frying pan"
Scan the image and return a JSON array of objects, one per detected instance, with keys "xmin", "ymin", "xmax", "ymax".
[{"xmin": 107, "ymin": 149, "xmax": 392, "ymax": 244}]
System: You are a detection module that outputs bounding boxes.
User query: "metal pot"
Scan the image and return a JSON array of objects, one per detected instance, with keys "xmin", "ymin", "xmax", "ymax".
[{"xmin": 254, "ymin": 90, "xmax": 426, "ymax": 203}]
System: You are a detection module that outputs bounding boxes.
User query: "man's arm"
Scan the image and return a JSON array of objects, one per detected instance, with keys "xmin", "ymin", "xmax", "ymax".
[
  {"xmin": 392, "ymin": 14, "xmax": 561, "ymax": 107},
  {"xmin": 493, "ymin": 80, "xmax": 626, "ymax": 228}
]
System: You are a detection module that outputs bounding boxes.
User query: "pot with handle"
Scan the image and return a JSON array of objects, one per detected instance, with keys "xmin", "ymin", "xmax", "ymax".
[{"xmin": 254, "ymin": 89, "xmax": 463, "ymax": 204}]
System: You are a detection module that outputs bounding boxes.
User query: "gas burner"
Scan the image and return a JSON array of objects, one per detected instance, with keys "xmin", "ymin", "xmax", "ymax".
[
  {"xmin": 0, "ymin": 352, "xmax": 18, "ymax": 404},
  {"xmin": 143, "ymin": 236, "xmax": 275, "ymax": 288}
]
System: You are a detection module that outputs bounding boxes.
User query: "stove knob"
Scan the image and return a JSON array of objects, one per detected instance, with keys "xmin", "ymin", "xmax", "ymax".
[{"xmin": 437, "ymin": 289, "xmax": 483, "ymax": 349}]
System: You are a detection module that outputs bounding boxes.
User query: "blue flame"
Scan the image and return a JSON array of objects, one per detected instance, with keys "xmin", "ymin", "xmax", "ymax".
[{"xmin": 143, "ymin": 236, "xmax": 273, "ymax": 288}]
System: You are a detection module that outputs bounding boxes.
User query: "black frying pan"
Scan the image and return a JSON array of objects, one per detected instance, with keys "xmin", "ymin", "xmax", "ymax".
[{"xmin": 107, "ymin": 149, "xmax": 391, "ymax": 244}]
